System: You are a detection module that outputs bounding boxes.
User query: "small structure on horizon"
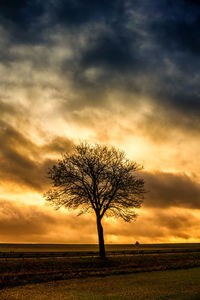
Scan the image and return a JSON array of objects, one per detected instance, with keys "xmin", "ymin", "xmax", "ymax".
[{"xmin": 135, "ymin": 241, "xmax": 140, "ymax": 248}]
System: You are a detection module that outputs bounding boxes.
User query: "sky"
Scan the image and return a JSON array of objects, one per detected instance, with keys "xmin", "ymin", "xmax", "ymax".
[{"xmin": 0, "ymin": 0, "xmax": 200, "ymax": 244}]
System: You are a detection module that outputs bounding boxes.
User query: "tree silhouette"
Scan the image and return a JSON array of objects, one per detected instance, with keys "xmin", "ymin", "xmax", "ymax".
[{"xmin": 44, "ymin": 143, "xmax": 145, "ymax": 258}]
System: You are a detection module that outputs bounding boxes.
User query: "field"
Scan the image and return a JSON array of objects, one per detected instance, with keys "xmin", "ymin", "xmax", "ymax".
[
  {"xmin": 1, "ymin": 242, "xmax": 200, "ymax": 253},
  {"xmin": 1, "ymin": 243, "xmax": 200, "ymax": 298},
  {"xmin": 1, "ymin": 267, "xmax": 200, "ymax": 299}
]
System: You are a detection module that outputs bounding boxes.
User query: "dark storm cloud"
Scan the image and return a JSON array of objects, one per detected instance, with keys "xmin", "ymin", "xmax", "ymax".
[
  {"xmin": 0, "ymin": 0, "xmax": 45, "ymax": 45},
  {"xmin": 145, "ymin": 1, "xmax": 200, "ymax": 116},
  {"xmin": 0, "ymin": 0, "xmax": 44, "ymax": 26},
  {"xmin": 144, "ymin": 171, "xmax": 200, "ymax": 209},
  {"xmin": 46, "ymin": 0, "xmax": 124, "ymax": 26},
  {"xmin": 0, "ymin": 120, "xmax": 73, "ymax": 191},
  {"xmin": 0, "ymin": 0, "xmax": 123, "ymax": 46},
  {"xmin": 150, "ymin": 1, "xmax": 200, "ymax": 55},
  {"xmin": 0, "ymin": 1, "xmax": 199, "ymax": 129},
  {"xmin": 68, "ymin": 0, "xmax": 200, "ymax": 121},
  {"xmin": 0, "ymin": 0, "xmax": 136, "ymax": 31}
]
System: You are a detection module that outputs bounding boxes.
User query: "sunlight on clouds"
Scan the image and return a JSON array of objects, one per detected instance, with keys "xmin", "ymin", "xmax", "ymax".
[
  {"xmin": 84, "ymin": 67, "xmax": 104, "ymax": 82},
  {"xmin": 0, "ymin": 0, "xmax": 200, "ymax": 243},
  {"xmin": 1, "ymin": 191, "xmax": 45, "ymax": 206}
]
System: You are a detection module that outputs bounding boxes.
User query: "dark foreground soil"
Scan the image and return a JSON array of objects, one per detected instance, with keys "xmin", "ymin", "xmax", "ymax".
[{"xmin": 1, "ymin": 250, "xmax": 200, "ymax": 289}]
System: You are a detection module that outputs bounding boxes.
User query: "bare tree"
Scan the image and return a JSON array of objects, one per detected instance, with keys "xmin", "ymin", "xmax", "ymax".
[{"xmin": 44, "ymin": 143, "xmax": 145, "ymax": 258}]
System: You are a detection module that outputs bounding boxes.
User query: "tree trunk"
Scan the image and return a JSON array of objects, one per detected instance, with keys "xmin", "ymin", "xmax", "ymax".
[{"xmin": 96, "ymin": 217, "xmax": 106, "ymax": 258}]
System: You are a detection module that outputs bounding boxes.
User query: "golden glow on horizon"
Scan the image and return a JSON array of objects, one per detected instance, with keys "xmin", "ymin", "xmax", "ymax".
[{"xmin": 1, "ymin": 96, "xmax": 200, "ymax": 243}]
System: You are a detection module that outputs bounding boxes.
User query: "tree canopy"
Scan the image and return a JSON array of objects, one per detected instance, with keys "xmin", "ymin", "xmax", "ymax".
[{"xmin": 44, "ymin": 143, "xmax": 145, "ymax": 257}]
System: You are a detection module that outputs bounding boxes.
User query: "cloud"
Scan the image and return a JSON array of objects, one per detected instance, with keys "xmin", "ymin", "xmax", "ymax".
[
  {"xmin": 0, "ymin": 199, "xmax": 97, "ymax": 243},
  {"xmin": 46, "ymin": 0, "xmax": 124, "ymax": 27},
  {"xmin": 0, "ymin": 120, "xmax": 73, "ymax": 191},
  {"xmin": 0, "ymin": 199, "xmax": 55, "ymax": 236},
  {"xmin": 0, "ymin": 0, "xmax": 200, "ymax": 244},
  {"xmin": 0, "ymin": 0, "xmax": 199, "ymax": 137},
  {"xmin": 0, "ymin": 116, "xmax": 199, "ymax": 209},
  {"xmin": 0, "ymin": 100, "xmax": 18, "ymax": 115},
  {"xmin": 1, "ymin": 199, "xmax": 200, "ymax": 243},
  {"xmin": 105, "ymin": 207, "xmax": 200, "ymax": 243},
  {"xmin": 0, "ymin": 0, "xmax": 46, "ymax": 45},
  {"xmin": 42, "ymin": 136, "xmax": 73, "ymax": 154},
  {"xmin": 144, "ymin": 171, "xmax": 200, "ymax": 209}
]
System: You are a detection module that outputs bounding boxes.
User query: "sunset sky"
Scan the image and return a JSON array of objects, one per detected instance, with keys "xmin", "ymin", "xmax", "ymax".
[{"xmin": 0, "ymin": 0, "xmax": 200, "ymax": 244}]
